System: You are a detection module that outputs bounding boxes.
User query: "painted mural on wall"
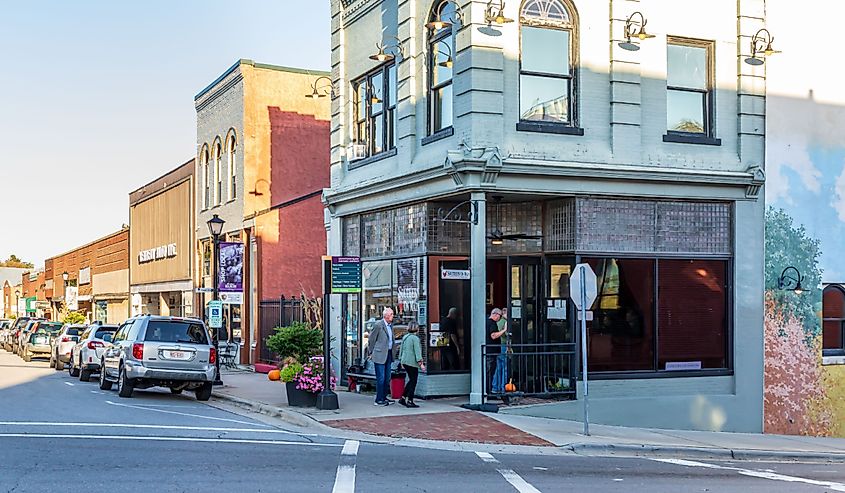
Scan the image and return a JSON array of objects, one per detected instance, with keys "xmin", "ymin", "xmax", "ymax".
[{"xmin": 765, "ymin": 91, "xmax": 845, "ymax": 436}]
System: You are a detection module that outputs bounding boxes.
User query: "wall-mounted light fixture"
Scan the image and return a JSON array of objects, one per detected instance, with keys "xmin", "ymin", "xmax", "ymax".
[
  {"xmin": 305, "ymin": 75, "xmax": 336, "ymax": 99},
  {"xmin": 777, "ymin": 266, "xmax": 805, "ymax": 295},
  {"xmin": 426, "ymin": 0, "xmax": 464, "ymax": 30},
  {"xmin": 369, "ymin": 36, "xmax": 405, "ymax": 63},
  {"xmin": 62, "ymin": 271, "xmax": 69, "ymax": 282},
  {"xmin": 436, "ymin": 42, "xmax": 454, "ymax": 68},
  {"xmin": 744, "ymin": 28, "xmax": 780, "ymax": 66},
  {"xmin": 618, "ymin": 11, "xmax": 656, "ymax": 51},
  {"xmin": 485, "ymin": 1, "xmax": 513, "ymax": 25}
]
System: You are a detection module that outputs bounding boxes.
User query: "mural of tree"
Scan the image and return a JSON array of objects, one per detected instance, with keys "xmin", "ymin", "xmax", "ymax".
[
  {"xmin": 764, "ymin": 206, "xmax": 823, "ymax": 336},
  {"xmin": 764, "ymin": 295, "xmax": 833, "ymax": 435}
]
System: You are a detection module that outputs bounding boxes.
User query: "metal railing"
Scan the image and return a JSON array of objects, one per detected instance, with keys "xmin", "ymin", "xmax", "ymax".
[
  {"xmin": 258, "ymin": 296, "xmax": 305, "ymax": 363},
  {"xmin": 482, "ymin": 343, "xmax": 577, "ymax": 401}
]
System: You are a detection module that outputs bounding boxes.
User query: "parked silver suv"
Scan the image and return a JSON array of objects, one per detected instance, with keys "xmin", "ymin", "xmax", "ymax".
[{"xmin": 99, "ymin": 315, "xmax": 216, "ymax": 400}]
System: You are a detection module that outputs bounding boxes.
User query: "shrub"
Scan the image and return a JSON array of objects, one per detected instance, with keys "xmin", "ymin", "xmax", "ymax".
[
  {"xmin": 280, "ymin": 362, "xmax": 303, "ymax": 383},
  {"xmin": 265, "ymin": 321, "xmax": 323, "ymax": 363},
  {"xmin": 62, "ymin": 311, "xmax": 86, "ymax": 325}
]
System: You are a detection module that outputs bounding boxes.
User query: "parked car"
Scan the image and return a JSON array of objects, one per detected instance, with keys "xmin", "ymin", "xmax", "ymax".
[
  {"xmin": 69, "ymin": 323, "xmax": 118, "ymax": 381},
  {"xmin": 21, "ymin": 321, "xmax": 63, "ymax": 362},
  {"xmin": 50, "ymin": 324, "xmax": 86, "ymax": 370},
  {"xmin": 5, "ymin": 317, "xmax": 30, "ymax": 352},
  {"xmin": 15, "ymin": 319, "xmax": 46, "ymax": 355},
  {"xmin": 0, "ymin": 320, "xmax": 11, "ymax": 349},
  {"xmin": 100, "ymin": 315, "xmax": 215, "ymax": 400}
]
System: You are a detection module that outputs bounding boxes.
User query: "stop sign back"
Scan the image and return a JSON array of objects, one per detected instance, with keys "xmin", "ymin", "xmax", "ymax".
[{"xmin": 569, "ymin": 263, "xmax": 598, "ymax": 310}]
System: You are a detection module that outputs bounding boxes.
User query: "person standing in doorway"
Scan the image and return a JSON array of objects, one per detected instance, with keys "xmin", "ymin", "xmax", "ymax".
[
  {"xmin": 398, "ymin": 321, "xmax": 425, "ymax": 408},
  {"xmin": 440, "ymin": 307, "xmax": 460, "ymax": 370},
  {"xmin": 486, "ymin": 308, "xmax": 506, "ymax": 395},
  {"xmin": 368, "ymin": 307, "xmax": 395, "ymax": 406}
]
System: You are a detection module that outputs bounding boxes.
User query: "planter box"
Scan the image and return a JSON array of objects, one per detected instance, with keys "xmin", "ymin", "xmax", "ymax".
[{"xmin": 285, "ymin": 381, "xmax": 318, "ymax": 407}]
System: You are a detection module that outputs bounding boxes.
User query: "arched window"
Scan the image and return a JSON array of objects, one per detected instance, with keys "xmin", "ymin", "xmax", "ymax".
[
  {"xmin": 428, "ymin": 0, "xmax": 460, "ymax": 135},
  {"xmin": 213, "ymin": 139, "xmax": 223, "ymax": 205},
  {"xmin": 823, "ymin": 285, "xmax": 845, "ymax": 352},
  {"xmin": 200, "ymin": 146, "xmax": 210, "ymax": 210},
  {"xmin": 519, "ymin": 0, "xmax": 577, "ymax": 125},
  {"xmin": 226, "ymin": 132, "xmax": 237, "ymax": 200}
]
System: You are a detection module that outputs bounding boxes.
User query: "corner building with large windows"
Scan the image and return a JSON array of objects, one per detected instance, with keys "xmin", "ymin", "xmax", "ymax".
[{"xmin": 324, "ymin": 0, "xmax": 768, "ymax": 432}]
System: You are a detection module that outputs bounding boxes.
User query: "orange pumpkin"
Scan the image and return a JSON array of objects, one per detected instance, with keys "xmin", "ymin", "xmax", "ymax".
[
  {"xmin": 267, "ymin": 369, "xmax": 281, "ymax": 381},
  {"xmin": 505, "ymin": 379, "xmax": 516, "ymax": 392}
]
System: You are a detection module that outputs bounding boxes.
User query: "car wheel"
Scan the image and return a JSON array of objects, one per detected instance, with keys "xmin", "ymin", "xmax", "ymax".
[
  {"xmin": 79, "ymin": 367, "xmax": 91, "ymax": 382},
  {"xmin": 170, "ymin": 387, "xmax": 183, "ymax": 395},
  {"xmin": 117, "ymin": 366, "xmax": 134, "ymax": 398},
  {"xmin": 194, "ymin": 382, "xmax": 212, "ymax": 401},
  {"xmin": 99, "ymin": 362, "xmax": 113, "ymax": 390},
  {"xmin": 22, "ymin": 353, "xmax": 31, "ymax": 363},
  {"xmin": 69, "ymin": 355, "xmax": 80, "ymax": 377},
  {"xmin": 54, "ymin": 355, "xmax": 64, "ymax": 371}
]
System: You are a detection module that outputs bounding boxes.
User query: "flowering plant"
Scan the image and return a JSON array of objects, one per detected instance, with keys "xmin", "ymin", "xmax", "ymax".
[{"xmin": 294, "ymin": 356, "xmax": 337, "ymax": 394}]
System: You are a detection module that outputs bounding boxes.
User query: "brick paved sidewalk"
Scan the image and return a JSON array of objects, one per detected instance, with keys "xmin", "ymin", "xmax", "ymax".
[{"xmin": 324, "ymin": 411, "xmax": 553, "ymax": 446}]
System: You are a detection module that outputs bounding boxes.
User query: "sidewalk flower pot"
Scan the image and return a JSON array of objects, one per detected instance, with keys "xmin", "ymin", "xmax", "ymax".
[{"xmin": 286, "ymin": 381, "xmax": 318, "ymax": 407}]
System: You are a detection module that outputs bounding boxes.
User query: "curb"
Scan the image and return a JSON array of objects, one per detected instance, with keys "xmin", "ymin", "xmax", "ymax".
[
  {"xmin": 565, "ymin": 442, "xmax": 845, "ymax": 462},
  {"xmin": 211, "ymin": 392, "xmax": 316, "ymax": 429}
]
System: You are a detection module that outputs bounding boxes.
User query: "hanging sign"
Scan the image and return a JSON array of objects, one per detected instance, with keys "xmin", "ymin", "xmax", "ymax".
[
  {"xmin": 441, "ymin": 268, "xmax": 470, "ymax": 280},
  {"xmin": 218, "ymin": 242, "xmax": 244, "ymax": 293}
]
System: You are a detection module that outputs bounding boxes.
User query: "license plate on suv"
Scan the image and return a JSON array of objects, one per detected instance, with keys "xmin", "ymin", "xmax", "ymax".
[{"xmin": 164, "ymin": 350, "xmax": 191, "ymax": 360}]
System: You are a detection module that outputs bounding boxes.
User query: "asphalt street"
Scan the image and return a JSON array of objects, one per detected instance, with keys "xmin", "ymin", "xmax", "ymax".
[{"xmin": 2, "ymin": 349, "xmax": 844, "ymax": 493}]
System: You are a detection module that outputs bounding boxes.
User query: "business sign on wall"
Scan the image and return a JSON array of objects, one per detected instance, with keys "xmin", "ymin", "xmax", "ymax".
[
  {"xmin": 79, "ymin": 267, "xmax": 91, "ymax": 285},
  {"xmin": 138, "ymin": 243, "xmax": 178, "ymax": 264},
  {"xmin": 218, "ymin": 242, "xmax": 244, "ymax": 293}
]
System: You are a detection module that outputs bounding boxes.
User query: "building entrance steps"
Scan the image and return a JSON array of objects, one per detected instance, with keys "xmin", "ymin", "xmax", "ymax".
[{"xmin": 214, "ymin": 368, "xmax": 845, "ymax": 460}]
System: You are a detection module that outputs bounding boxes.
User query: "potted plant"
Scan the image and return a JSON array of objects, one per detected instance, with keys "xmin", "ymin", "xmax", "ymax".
[{"xmin": 265, "ymin": 321, "xmax": 330, "ymax": 407}]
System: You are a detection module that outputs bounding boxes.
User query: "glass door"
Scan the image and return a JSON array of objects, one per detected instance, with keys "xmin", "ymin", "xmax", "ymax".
[
  {"xmin": 544, "ymin": 257, "xmax": 576, "ymax": 344},
  {"xmin": 506, "ymin": 257, "xmax": 541, "ymax": 394}
]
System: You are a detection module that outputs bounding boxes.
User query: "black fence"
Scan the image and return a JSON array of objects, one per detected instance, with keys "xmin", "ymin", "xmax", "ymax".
[
  {"xmin": 258, "ymin": 296, "xmax": 305, "ymax": 364},
  {"xmin": 482, "ymin": 343, "xmax": 577, "ymax": 400}
]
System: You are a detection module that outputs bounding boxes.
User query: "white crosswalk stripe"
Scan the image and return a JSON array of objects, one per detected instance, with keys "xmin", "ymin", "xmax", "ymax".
[
  {"xmin": 475, "ymin": 451, "xmax": 543, "ymax": 493},
  {"xmin": 332, "ymin": 440, "xmax": 359, "ymax": 493},
  {"xmin": 653, "ymin": 458, "xmax": 845, "ymax": 492}
]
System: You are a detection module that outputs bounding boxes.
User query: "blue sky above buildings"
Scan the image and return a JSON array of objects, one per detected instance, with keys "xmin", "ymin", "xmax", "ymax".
[{"xmin": 0, "ymin": 1, "xmax": 330, "ymax": 265}]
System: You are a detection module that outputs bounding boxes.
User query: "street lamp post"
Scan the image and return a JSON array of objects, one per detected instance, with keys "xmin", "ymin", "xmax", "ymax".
[
  {"xmin": 207, "ymin": 214, "xmax": 225, "ymax": 386},
  {"xmin": 14, "ymin": 290, "xmax": 20, "ymax": 318}
]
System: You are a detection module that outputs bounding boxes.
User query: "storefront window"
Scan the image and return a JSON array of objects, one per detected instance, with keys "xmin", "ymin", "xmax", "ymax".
[
  {"xmin": 362, "ymin": 260, "xmax": 395, "ymax": 358},
  {"xmin": 584, "ymin": 257, "xmax": 730, "ymax": 374},
  {"xmin": 428, "ymin": 259, "xmax": 471, "ymax": 373},
  {"xmin": 586, "ymin": 258, "xmax": 655, "ymax": 372}
]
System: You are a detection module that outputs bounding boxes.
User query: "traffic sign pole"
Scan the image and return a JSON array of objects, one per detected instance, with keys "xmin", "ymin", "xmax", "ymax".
[{"xmin": 580, "ymin": 265, "xmax": 590, "ymax": 436}]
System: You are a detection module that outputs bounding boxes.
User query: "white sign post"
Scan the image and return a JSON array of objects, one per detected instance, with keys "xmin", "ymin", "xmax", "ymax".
[{"xmin": 570, "ymin": 263, "xmax": 598, "ymax": 436}]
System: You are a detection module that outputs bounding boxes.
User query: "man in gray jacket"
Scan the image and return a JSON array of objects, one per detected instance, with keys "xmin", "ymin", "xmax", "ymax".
[{"xmin": 368, "ymin": 307, "xmax": 395, "ymax": 406}]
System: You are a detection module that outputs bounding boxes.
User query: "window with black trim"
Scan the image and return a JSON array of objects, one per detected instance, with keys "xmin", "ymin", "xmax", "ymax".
[
  {"xmin": 351, "ymin": 63, "xmax": 396, "ymax": 160},
  {"xmin": 519, "ymin": 0, "xmax": 577, "ymax": 125},
  {"xmin": 428, "ymin": 0, "xmax": 459, "ymax": 135},
  {"xmin": 666, "ymin": 39, "xmax": 714, "ymax": 136},
  {"xmin": 823, "ymin": 285, "xmax": 845, "ymax": 355}
]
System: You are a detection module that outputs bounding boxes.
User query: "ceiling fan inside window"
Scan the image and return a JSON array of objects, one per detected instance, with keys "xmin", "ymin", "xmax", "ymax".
[{"xmin": 487, "ymin": 195, "xmax": 543, "ymax": 244}]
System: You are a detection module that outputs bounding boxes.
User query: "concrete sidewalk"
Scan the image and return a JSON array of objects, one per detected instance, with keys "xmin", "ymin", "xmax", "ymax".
[{"xmin": 213, "ymin": 368, "xmax": 845, "ymax": 461}]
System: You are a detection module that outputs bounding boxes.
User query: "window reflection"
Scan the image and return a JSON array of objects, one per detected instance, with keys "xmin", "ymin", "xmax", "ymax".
[
  {"xmin": 520, "ymin": 76, "xmax": 569, "ymax": 122},
  {"xmin": 667, "ymin": 41, "xmax": 711, "ymax": 135}
]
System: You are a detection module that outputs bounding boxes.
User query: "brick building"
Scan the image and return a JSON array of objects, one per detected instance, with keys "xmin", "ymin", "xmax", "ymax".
[
  {"xmin": 194, "ymin": 60, "xmax": 330, "ymax": 364},
  {"xmin": 47, "ymin": 228, "xmax": 130, "ymax": 324}
]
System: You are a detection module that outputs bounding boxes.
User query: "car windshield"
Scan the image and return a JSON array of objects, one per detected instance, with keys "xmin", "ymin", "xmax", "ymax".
[
  {"xmin": 144, "ymin": 321, "xmax": 208, "ymax": 344},
  {"xmin": 66, "ymin": 328, "xmax": 82, "ymax": 336},
  {"xmin": 94, "ymin": 328, "xmax": 117, "ymax": 339},
  {"xmin": 41, "ymin": 323, "xmax": 62, "ymax": 332}
]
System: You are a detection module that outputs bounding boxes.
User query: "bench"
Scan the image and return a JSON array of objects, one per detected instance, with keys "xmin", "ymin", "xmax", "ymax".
[{"xmin": 347, "ymin": 369, "xmax": 406, "ymax": 393}]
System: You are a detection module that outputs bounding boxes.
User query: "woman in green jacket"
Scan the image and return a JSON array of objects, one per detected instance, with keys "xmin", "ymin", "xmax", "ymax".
[{"xmin": 398, "ymin": 322, "xmax": 425, "ymax": 408}]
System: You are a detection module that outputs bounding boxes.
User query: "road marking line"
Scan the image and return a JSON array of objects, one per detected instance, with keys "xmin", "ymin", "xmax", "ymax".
[
  {"xmin": 0, "ymin": 421, "xmax": 317, "ymax": 436},
  {"xmin": 653, "ymin": 458, "xmax": 845, "ymax": 492},
  {"xmin": 332, "ymin": 440, "xmax": 359, "ymax": 493},
  {"xmin": 497, "ymin": 469, "xmax": 542, "ymax": 493},
  {"xmin": 476, "ymin": 451, "xmax": 499, "ymax": 463},
  {"xmin": 341, "ymin": 439, "xmax": 360, "ymax": 456},
  {"xmin": 64, "ymin": 382, "xmax": 74, "ymax": 386},
  {"xmin": 105, "ymin": 400, "xmax": 268, "ymax": 427},
  {"xmin": 0, "ymin": 433, "xmax": 341, "ymax": 447},
  {"xmin": 532, "ymin": 467, "xmax": 548, "ymax": 471}
]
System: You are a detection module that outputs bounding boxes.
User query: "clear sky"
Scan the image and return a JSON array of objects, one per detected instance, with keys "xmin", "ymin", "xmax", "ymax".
[{"xmin": 0, "ymin": 0, "xmax": 330, "ymax": 267}]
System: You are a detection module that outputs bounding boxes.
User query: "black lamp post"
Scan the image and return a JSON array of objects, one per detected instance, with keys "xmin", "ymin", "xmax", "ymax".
[
  {"xmin": 777, "ymin": 266, "xmax": 805, "ymax": 295},
  {"xmin": 207, "ymin": 214, "xmax": 225, "ymax": 386},
  {"xmin": 14, "ymin": 289, "xmax": 20, "ymax": 318}
]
